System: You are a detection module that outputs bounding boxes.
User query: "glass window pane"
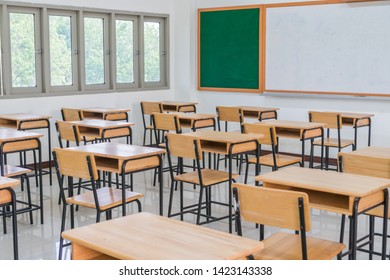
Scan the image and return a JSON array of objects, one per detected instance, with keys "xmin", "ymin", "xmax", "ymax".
[
  {"xmin": 84, "ymin": 17, "xmax": 105, "ymax": 85},
  {"xmin": 144, "ymin": 21, "xmax": 160, "ymax": 83},
  {"xmin": 116, "ymin": 20, "xmax": 134, "ymax": 84},
  {"xmin": 10, "ymin": 13, "xmax": 37, "ymax": 88},
  {"xmin": 49, "ymin": 15, "xmax": 73, "ymax": 86}
]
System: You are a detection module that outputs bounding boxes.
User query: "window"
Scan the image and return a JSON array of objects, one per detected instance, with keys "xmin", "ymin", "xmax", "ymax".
[
  {"xmin": 8, "ymin": 7, "xmax": 42, "ymax": 94},
  {"xmin": 84, "ymin": 14, "xmax": 109, "ymax": 89},
  {"xmin": 48, "ymin": 10, "xmax": 78, "ymax": 91},
  {"xmin": 144, "ymin": 17, "xmax": 167, "ymax": 87},
  {"xmin": 115, "ymin": 16, "xmax": 139, "ymax": 88},
  {"xmin": 0, "ymin": 4, "xmax": 168, "ymax": 96}
]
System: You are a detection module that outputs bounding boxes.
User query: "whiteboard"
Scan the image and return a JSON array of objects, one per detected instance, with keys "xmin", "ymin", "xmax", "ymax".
[{"xmin": 265, "ymin": 1, "xmax": 390, "ymax": 96}]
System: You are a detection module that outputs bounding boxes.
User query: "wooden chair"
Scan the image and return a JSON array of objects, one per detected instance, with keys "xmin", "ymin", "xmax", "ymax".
[
  {"xmin": 242, "ymin": 123, "xmax": 301, "ymax": 183},
  {"xmin": 233, "ymin": 183, "xmax": 345, "ymax": 260},
  {"xmin": 0, "ymin": 186, "xmax": 18, "ymax": 259},
  {"xmin": 61, "ymin": 108, "xmax": 83, "ymax": 121},
  {"xmin": 166, "ymin": 133, "xmax": 239, "ymax": 225},
  {"xmin": 152, "ymin": 112, "xmax": 182, "ymax": 146},
  {"xmin": 216, "ymin": 106, "xmax": 244, "ymax": 132},
  {"xmin": 216, "ymin": 106, "xmax": 245, "ymax": 172},
  {"xmin": 338, "ymin": 152, "xmax": 390, "ymax": 259},
  {"xmin": 1, "ymin": 166, "xmax": 34, "ymax": 230},
  {"xmin": 151, "ymin": 113, "xmax": 182, "ymax": 186},
  {"xmin": 309, "ymin": 111, "xmax": 355, "ymax": 170},
  {"xmin": 140, "ymin": 101, "xmax": 163, "ymax": 146},
  {"xmin": 53, "ymin": 147, "xmax": 144, "ymax": 260}
]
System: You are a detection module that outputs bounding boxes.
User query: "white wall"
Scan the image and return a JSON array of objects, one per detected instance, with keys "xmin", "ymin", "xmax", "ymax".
[
  {"xmin": 1, "ymin": 0, "xmax": 177, "ymax": 162},
  {"xmin": 194, "ymin": 0, "xmax": 390, "ymax": 156}
]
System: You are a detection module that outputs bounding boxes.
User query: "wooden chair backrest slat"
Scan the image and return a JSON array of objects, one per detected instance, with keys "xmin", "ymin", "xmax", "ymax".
[
  {"xmin": 243, "ymin": 123, "xmax": 277, "ymax": 146},
  {"xmin": 309, "ymin": 111, "xmax": 340, "ymax": 129},
  {"xmin": 0, "ymin": 188, "xmax": 12, "ymax": 205},
  {"xmin": 56, "ymin": 120, "xmax": 80, "ymax": 143},
  {"xmin": 216, "ymin": 106, "xmax": 243, "ymax": 123},
  {"xmin": 166, "ymin": 133, "xmax": 202, "ymax": 161},
  {"xmin": 53, "ymin": 148, "xmax": 98, "ymax": 180},
  {"xmin": 61, "ymin": 108, "xmax": 82, "ymax": 121},
  {"xmin": 153, "ymin": 113, "xmax": 181, "ymax": 132},
  {"xmin": 339, "ymin": 153, "xmax": 390, "ymax": 179},
  {"xmin": 233, "ymin": 183, "xmax": 311, "ymax": 231},
  {"xmin": 141, "ymin": 102, "xmax": 163, "ymax": 115}
]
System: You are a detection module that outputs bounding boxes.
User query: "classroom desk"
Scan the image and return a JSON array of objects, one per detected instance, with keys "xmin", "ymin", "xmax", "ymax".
[
  {"xmin": 62, "ymin": 212, "xmax": 264, "ymax": 260},
  {"xmin": 262, "ymin": 120, "xmax": 325, "ymax": 167},
  {"xmin": 66, "ymin": 143, "xmax": 165, "ymax": 215},
  {"xmin": 183, "ymin": 130, "xmax": 261, "ymax": 233},
  {"xmin": 161, "ymin": 101, "xmax": 197, "ymax": 113},
  {"xmin": 236, "ymin": 106, "xmax": 279, "ymax": 120},
  {"xmin": 0, "ymin": 113, "xmax": 52, "ymax": 185},
  {"xmin": 80, "ymin": 107, "xmax": 130, "ymax": 121},
  {"xmin": 174, "ymin": 112, "xmax": 216, "ymax": 131},
  {"xmin": 71, "ymin": 119, "xmax": 135, "ymax": 143},
  {"xmin": 0, "ymin": 128, "xmax": 44, "ymax": 223},
  {"xmin": 255, "ymin": 166, "xmax": 390, "ymax": 260}
]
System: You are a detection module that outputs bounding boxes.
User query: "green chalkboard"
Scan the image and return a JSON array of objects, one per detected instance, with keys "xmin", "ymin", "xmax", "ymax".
[{"xmin": 199, "ymin": 7, "xmax": 260, "ymax": 91}]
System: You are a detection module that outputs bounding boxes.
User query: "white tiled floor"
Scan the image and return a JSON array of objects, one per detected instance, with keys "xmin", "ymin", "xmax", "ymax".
[{"xmin": 0, "ymin": 158, "xmax": 387, "ymax": 260}]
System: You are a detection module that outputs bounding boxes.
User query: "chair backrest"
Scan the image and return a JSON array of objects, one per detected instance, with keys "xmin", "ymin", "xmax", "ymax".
[
  {"xmin": 166, "ymin": 133, "xmax": 202, "ymax": 161},
  {"xmin": 53, "ymin": 147, "xmax": 99, "ymax": 180},
  {"xmin": 242, "ymin": 123, "xmax": 277, "ymax": 146},
  {"xmin": 55, "ymin": 120, "xmax": 81, "ymax": 147},
  {"xmin": 309, "ymin": 111, "xmax": 341, "ymax": 129},
  {"xmin": 141, "ymin": 101, "xmax": 163, "ymax": 115},
  {"xmin": 0, "ymin": 188, "xmax": 13, "ymax": 205},
  {"xmin": 338, "ymin": 152, "xmax": 390, "ymax": 179},
  {"xmin": 61, "ymin": 108, "xmax": 83, "ymax": 121},
  {"xmin": 152, "ymin": 113, "xmax": 181, "ymax": 133},
  {"xmin": 216, "ymin": 106, "xmax": 244, "ymax": 123},
  {"xmin": 233, "ymin": 183, "xmax": 311, "ymax": 232}
]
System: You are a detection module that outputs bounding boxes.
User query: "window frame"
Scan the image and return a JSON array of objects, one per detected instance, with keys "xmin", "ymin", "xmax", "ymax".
[
  {"xmin": 142, "ymin": 16, "xmax": 167, "ymax": 88},
  {"xmin": 5, "ymin": 6, "xmax": 43, "ymax": 94},
  {"xmin": 47, "ymin": 9, "xmax": 79, "ymax": 92},
  {"xmin": 82, "ymin": 12, "xmax": 110, "ymax": 90},
  {"xmin": 114, "ymin": 14, "xmax": 139, "ymax": 89}
]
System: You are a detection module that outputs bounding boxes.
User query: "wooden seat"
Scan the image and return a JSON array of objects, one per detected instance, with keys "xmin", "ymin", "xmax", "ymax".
[
  {"xmin": 175, "ymin": 169, "xmax": 239, "ymax": 187},
  {"xmin": 248, "ymin": 153, "xmax": 301, "ymax": 167},
  {"xmin": 313, "ymin": 137, "xmax": 355, "ymax": 148},
  {"xmin": 338, "ymin": 152, "xmax": 390, "ymax": 259},
  {"xmin": 53, "ymin": 147, "xmax": 143, "ymax": 260},
  {"xmin": 66, "ymin": 187, "xmax": 143, "ymax": 211},
  {"xmin": 166, "ymin": 133, "xmax": 238, "ymax": 225},
  {"xmin": 233, "ymin": 183, "xmax": 345, "ymax": 260},
  {"xmin": 309, "ymin": 111, "xmax": 355, "ymax": 169},
  {"xmin": 253, "ymin": 232, "xmax": 345, "ymax": 260},
  {"xmin": 243, "ymin": 123, "xmax": 301, "ymax": 183},
  {"xmin": 140, "ymin": 101, "xmax": 163, "ymax": 146},
  {"xmin": 61, "ymin": 108, "xmax": 83, "ymax": 121}
]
